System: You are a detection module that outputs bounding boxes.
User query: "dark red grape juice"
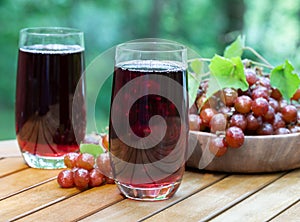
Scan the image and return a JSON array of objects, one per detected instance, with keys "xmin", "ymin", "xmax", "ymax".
[
  {"xmin": 109, "ymin": 60, "xmax": 188, "ymax": 189},
  {"xmin": 16, "ymin": 44, "xmax": 86, "ymax": 157}
]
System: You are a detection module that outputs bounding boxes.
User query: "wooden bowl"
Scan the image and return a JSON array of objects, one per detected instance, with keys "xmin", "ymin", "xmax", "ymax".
[{"xmin": 186, "ymin": 131, "xmax": 300, "ymax": 173}]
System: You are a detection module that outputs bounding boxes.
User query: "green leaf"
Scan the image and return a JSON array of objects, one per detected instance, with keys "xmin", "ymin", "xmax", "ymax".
[
  {"xmin": 188, "ymin": 59, "xmax": 204, "ymax": 108},
  {"xmin": 224, "ymin": 35, "xmax": 245, "ymax": 58},
  {"xmin": 270, "ymin": 60, "xmax": 300, "ymax": 101},
  {"xmin": 189, "ymin": 59, "xmax": 203, "ymax": 75},
  {"xmin": 207, "ymin": 55, "xmax": 248, "ymax": 98},
  {"xmin": 80, "ymin": 143, "xmax": 104, "ymax": 158}
]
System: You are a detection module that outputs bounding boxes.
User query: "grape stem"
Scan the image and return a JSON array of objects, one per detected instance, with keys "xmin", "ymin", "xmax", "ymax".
[
  {"xmin": 245, "ymin": 60, "xmax": 273, "ymax": 70},
  {"xmin": 188, "ymin": 58, "xmax": 211, "ymax": 63},
  {"xmin": 243, "ymin": 46, "xmax": 274, "ymax": 69}
]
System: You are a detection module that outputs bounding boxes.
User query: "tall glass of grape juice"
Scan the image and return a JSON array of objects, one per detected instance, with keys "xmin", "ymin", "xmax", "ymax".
[
  {"xmin": 109, "ymin": 41, "xmax": 189, "ymax": 201},
  {"xmin": 15, "ymin": 27, "xmax": 86, "ymax": 169}
]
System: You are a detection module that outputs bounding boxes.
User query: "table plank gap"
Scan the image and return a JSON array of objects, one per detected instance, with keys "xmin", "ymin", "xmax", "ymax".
[
  {"xmin": 209, "ymin": 169, "xmax": 300, "ymax": 222},
  {"xmin": 79, "ymin": 171, "xmax": 227, "ymax": 222},
  {"xmin": 200, "ymin": 171, "xmax": 290, "ymax": 221},
  {"xmin": 270, "ymin": 199, "xmax": 300, "ymax": 222},
  {"xmin": 0, "ymin": 180, "xmax": 82, "ymax": 221},
  {"xmin": 138, "ymin": 173, "xmax": 229, "ymax": 222},
  {"xmin": 0, "ymin": 157, "xmax": 28, "ymax": 177},
  {"xmin": 14, "ymin": 184, "xmax": 124, "ymax": 222},
  {"xmin": 0, "ymin": 168, "xmax": 60, "ymax": 200},
  {"xmin": 143, "ymin": 172, "xmax": 284, "ymax": 222},
  {"xmin": 268, "ymin": 198, "xmax": 300, "ymax": 222},
  {"xmin": 0, "ymin": 175, "xmax": 58, "ymax": 201}
]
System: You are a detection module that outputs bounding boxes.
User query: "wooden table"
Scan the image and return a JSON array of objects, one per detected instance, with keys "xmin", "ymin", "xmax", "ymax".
[{"xmin": 0, "ymin": 140, "xmax": 299, "ymax": 222}]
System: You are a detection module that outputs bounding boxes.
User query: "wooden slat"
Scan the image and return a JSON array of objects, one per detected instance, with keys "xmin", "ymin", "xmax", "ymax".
[
  {"xmin": 0, "ymin": 168, "xmax": 60, "ymax": 200},
  {"xmin": 144, "ymin": 172, "xmax": 284, "ymax": 222},
  {"xmin": 15, "ymin": 185, "xmax": 123, "ymax": 222},
  {"xmin": 271, "ymin": 201, "xmax": 300, "ymax": 221},
  {"xmin": 0, "ymin": 180, "xmax": 81, "ymax": 221},
  {"xmin": 210, "ymin": 169, "xmax": 300, "ymax": 221},
  {"xmin": 0, "ymin": 157, "xmax": 28, "ymax": 177},
  {"xmin": 0, "ymin": 140, "xmax": 21, "ymax": 157},
  {"xmin": 80, "ymin": 171, "xmax": 227, "ymax": 222}
]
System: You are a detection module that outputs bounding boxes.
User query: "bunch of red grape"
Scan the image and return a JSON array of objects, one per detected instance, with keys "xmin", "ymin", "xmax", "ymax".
[
  {"xmin": 57, "ymin": 135, "xmax": 114, "ymax": 189},
  {"xmin": 189, "ymin": 67, "xmax": 300, "ymax": 157}
]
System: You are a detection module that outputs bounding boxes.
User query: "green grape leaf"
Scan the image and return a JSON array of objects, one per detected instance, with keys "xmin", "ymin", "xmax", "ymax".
[
  {"xmin": 270, "ymin": 60, "xmax": 300, "ymax": 101},
  {"xmin": 207, "ymin": 55, "xmax": 248, "ymax": 98},
  {"xmin": 224, "ymin": 35, "xmax": 245, "ymax": 58},
  {"xmin": 189, "ymin": 58, "xmax": 203, "ymax": 74},
  {"xmin": 80, "ymin": 143, "xmax": 104, "ymax": 158},
  {"xmin": 188, "ymin": 59, "xmax": 203, "ymax": 108}
]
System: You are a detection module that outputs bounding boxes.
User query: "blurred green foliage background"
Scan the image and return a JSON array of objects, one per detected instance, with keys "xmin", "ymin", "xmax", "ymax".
[{"xmin": 0, "ymin": 0, "xmax": 299, "ymax": 139}]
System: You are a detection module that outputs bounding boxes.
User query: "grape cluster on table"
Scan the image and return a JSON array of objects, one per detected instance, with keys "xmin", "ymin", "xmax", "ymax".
[
  {"xmin": 189, "ymin": 67, "xmax": 300, "ymax": 157},
  {"xmin": 57, "ymin": 135, "xmax": 114, "ymax": 190}
]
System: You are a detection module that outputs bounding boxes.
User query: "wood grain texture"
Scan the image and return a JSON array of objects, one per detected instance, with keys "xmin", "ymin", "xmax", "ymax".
[
  {"xmin": 210, "ymin": 169, "xmax": 300, "ymax": 221},
  {"xmin": 144, "ymin": 173, "xmax": 284, "ymax": 222},
  {"xmin": 271, "ymin": 201, "xmax": 300, "ymax": 221},
  {"xmin": 0, "ymin": 180, "xmax": 81, "ymax": 221},
  {"xmin": 0, "ymin": 157, "xmax": 27, "ymax": 177},
  {"xmin": 80, "ymin": 171, "xmax": 226, "ymax": 222},
  {"xmin": 0, "ymin": 168, "xmax": 60, "ymax": 200},
  {"xmin": 15, "ymin": 185, "xmax": 123, "ymax": 222}
]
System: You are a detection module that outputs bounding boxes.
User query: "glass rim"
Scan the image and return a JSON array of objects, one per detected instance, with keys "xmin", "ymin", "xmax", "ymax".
[
  {"xmin": 20, "ymin": 27, "xmax": 83, "ymax": 37},
  {"xmin": 116, "ymin": 41, "xmax": 187, "ymax": 53}
]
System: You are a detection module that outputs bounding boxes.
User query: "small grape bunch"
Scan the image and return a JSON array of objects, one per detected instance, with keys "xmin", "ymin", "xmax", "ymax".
[{"xmin": 57, "ymin": 134, "xmax": 114, "ymax": 189}]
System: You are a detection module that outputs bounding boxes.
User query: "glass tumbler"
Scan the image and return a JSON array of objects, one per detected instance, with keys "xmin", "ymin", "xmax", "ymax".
[
  {"xmin": 15, "ymin": 27, "xmax": 86, "ymax": 169},
  {"xmin": 109, "ymin": 41, "xmax": 189, "ymax": 201}
]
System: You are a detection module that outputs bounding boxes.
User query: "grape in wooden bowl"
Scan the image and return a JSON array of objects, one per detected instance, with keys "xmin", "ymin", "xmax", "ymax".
[{"xmin": 186, "ymin": 68, "xmax": 300, "ymax": 173}]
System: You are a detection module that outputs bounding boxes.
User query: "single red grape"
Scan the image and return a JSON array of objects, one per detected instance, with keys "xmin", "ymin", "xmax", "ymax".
[
  {"xmin": 246, "ymin": 114, "xmax": 261, "ymax": 131},
  {"xmin": 96, "ymin": 153, "xmax": 113, "ymax": 179},
  {"xmin": 245, "ymin": 68, "xmax": 257, "ymax": 86},
  {"xmin": 257, "ymin": 76, "xmax": 271, "ymax": 89},
  {"xmin": 257, "ymin": 123, "xmax": 274, "ymax": 135},
  {"xmin": 229, "ymin": 114, "xmax": 247, "ymax": 131},
  {"xmin": 268, "ymin": 97, "xmax": 280, "ymax": 112},
  {"xmin": 189, "ymin": 114, "xmax": 202, "ymax": 131},
  {"xmin": 262, "ymin": 105, "xmax": 275, "ymax": 123},
  {"xmin": 57, "ymin": 169, "xmax": 74, "ymax": 188},
  {"xmin": 64, "ymin": 152, "xmax": 80, "ymax": 169},
  {"xmin": 281, "ymin": 105, "xmax": 297, "ymax": 123},
  {"xmin": 251, "ymin": 86, "xmax": 269, "ymax": 100},
  {"xmin": 222, "ymin": 88, "xmax": 238, "ymax": 107},
  {"xmin": 234, "ymin": 95, "xmax": 252, "ymax": 114},
  {"xmin": 209, "ymin": 137, "xmax": 228, "ymax": 157},
  {"xmin": 209, "ymin": 113, "xmax": 227, "ymax": 133},
  {"xmin": 251, "ymin": 97, "xmax": 269, "ymax": 116},
  {"xmin": 76, "ymin": 153, "xmax": 95, "ymax": 171},
  {"xmin": 73, "ymin": 168, "xmax": 90, "ymax": 190},
  {"xmin": 89, "ymin": 169, "xmax": 105, "ymax": 187},
  {"xmin": 225, "ymin": 126, "xmax": 245, "ymax": 148},
  {"xmin": 200, "ymin": 108, "xmax": 217, "ymax": 126}
]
